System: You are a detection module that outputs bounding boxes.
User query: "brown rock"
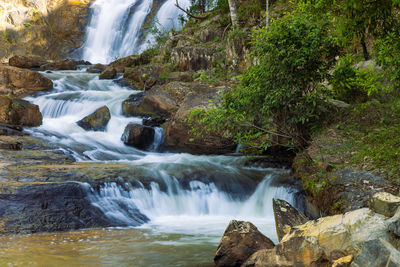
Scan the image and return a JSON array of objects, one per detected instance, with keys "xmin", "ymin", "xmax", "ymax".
[
  {"xmin": 273, "ymin": 198, "xmax": 308, "ymax": 241},
  {"xmin": 332, "ymin": 255, "xmax": 353, "ymax": 267},
  {"xmin": 0, "ymin": 140, "xmax": 22, "ymax": 150},
  {"xmin": 171, "ymin": 47, "xmax": 223, "ymax": 71},
  {"xmin": 109, "ymin": 55, "xmax": 150, "ymax": 73},
  {"xmin": 9, "ymin": 55, "xmax": 48, "ymax": 69},
  {"xmin": 122, "ymin": 93, "xmax": 145, "ymax": 117},
  {"xmin": 123, "ymin": 65, "xmax": 165, "ymax": 90},
  {"xmin": 214, "ymin": 220, "xmax": 275, "ymax": 267},
  {"xmin": 0, "ymin": 65, "xmax": 53, "ymax": 97},
  {"xmin": 121, "ymin": 123, "xmax": 155, "ymax": 150},
  {"xmin": 99, "ymin": 67, "xmax": 117, "ymax": 79},
  {"xmin": 0, "ymin": 96, "xmax": 42, "ymax": 126},
  {"xmin": 77, "ymin": 106, "xmax": 111, "ymax": 131},
  {"xmin": 133, "ymin": 88, "xmax": 178, "ymax": 117},
  {"xmin": 41, "ymin": 59, "xmax": 77, "ymax": 71}
]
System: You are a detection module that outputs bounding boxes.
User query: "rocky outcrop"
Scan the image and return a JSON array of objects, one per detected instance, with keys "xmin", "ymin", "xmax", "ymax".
[
  {"xmin": 9, "ymin": 55, "xmax": 47, "ymax": 69},
  {"xmin": 99, "ymin": 67, "xmax": 117, "ymax": 79},
  {"xmin": 273, "ymin": 198, "xmax": 308, "ymax": 241},
  {"xmin": 0, "ymin": 96, "xmax": 42, "ymax": 126},
  {"xmin": 0, "ymin": 0, "xmax": 92, "ymax": 62},
  {"xmin": 171, "ymin": 47, "xmax": 223, "ymax": 71},
  {"xmin": 108, "ymin": 54, "xmax": 151, "ymax": 73},
  {"xmin": 0, "ymin": 64, "xmax": 53, "ymax": 97},
  {"xmin": 214, "ymin": 220, "xmax": 275, "ymax": 267},
  {"xmin": 121, "ymin": 123, "xmax": 155, "ymax": 150},
  {"xmin": 123, "ymin": 65, "xmax": 166, "ymax": 90},
  {"xmin": 0, "ymin": 182, "xmax": 147, "ymax": 234},
  {"xmin": 77, "ymin": 106, "xmax": 111, "ymax": 131}
]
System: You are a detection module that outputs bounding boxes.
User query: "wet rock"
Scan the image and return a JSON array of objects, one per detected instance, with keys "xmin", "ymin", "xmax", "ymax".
[
  {"xmin": 351, "ymin": 239, "xmax": 400, "ymax": 267},
  {"xmin": 86, "ymin": 64, "xmax": 105, "ymax": 73},
  {"xmin": 0, "ymin": 182, "xmax": 147, "ymax": 234},
  {"xmin": 332, "ymin": 255, "xmax": 353, "ymax": 267},
  {"xmin": 121, "ymin": 123, "xmax": 155, "ymax": 150},
  {"xmin": 0, "ymin": 140, "xmax": 22, "ymax": 150},
  {"xmin": 369, "ymin": 192, "xmax": 400, "ymax": 217},
  {"xmin": 109, "ymin": 54, "xmax": 151, "ymax": 73},
  {"xmin": 273, "ymin": 198, "xmax": 308, "ymax": 241},
  {"xmin": 99, "ymin": 67, "xmax": 117, "ymax": 80},
  {"xmin": 0, "ymin": 123, "xmax": 23, "ymax": 136},
  {"xmin": 143, "ymin": 117, "xmax": 167, "ymax": 127},
  {"xmin": 77, "ymin": 106, "xmax": 111, "ymax": 131},
  {"xmin": 41, "ymin": 59, "xmax": 77, "ymax": 71},
  {"xmin": 214, "ymin": 220, "xmax": 275, "ymax": 267},
  {"xmin": 0, "ymin": 96, "xmax": 42, "ymax": 126},
  {"xmin": 9, "ymin": 55, "xmax": 48, "ymax": 69},
  {"xmin": 122, "ymin": 92, "xmax": 145, "ymax": 117},
  {"xmin": 75, "ymin": 60, "xmax": 92, "ymax": 65},
  {"xmin": 0, "ymin": 64, "xmax": 53, "ymax": 97},
  {"xmin": 133, "ymin": 88, "xmax": 178, "ymax": 117}
]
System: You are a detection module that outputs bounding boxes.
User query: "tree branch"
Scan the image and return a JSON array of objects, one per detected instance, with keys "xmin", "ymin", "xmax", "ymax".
[{"xmin": 175, "ymin": 0, "xmax": 209, "ymax": 20}]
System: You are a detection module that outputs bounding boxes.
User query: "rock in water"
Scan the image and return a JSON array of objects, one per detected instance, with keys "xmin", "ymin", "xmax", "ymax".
[
  {"xmin": 9, "ymin": 55, "xmax": 48, "ymax": 69},
  {"xmin": 77, "ymin": 106, "xmax": 111, "ymax": 131},
  {"xmin": 351, "ymin": 239, "xmax": 400, "ymax": 267},
  {"xmin": 99, "ymin": 67, "xmax": 117, "ymax": 80},
  {"xmin": 121, "ymin": 124, "xmax": 155, "ymax": 150},
  {"xmin": 214, "ymin": 220, "xmax": 275, "ymax": 267},
  {"xmin": 40, "ymin": 59, "xmax": 77, "ymax": 71},
  {"xmin": 0, "ymin": 96, "xmax": 42, "ymax": 126},
  {"xmin": 122, "ymin": 92, "xmax": 145, "ymax": 116},
  {"xmin": 369, "ymin": 192, "xmax": 400, "ymax": 217},
  {"xmin": 273, "ymin": 198, "xmax": 308, "ymax": 241}
]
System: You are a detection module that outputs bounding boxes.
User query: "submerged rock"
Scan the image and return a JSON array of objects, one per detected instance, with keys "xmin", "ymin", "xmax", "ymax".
[
  {"xmin": 0, "ymin": 64, "xmax": 53, "ymax": 97},
  {"xmin": 214, "ymin": 220, "xmax": 275, "ymax": 267},
  {"xmin": 121, "ymin": 123, "xmax": 155, "ymax": 150},
  {"xmin": 77, "ymin": 106, "xmax": 111, "ymax": 131},
  {"xmin": 273, "ymin": 198, "xmax": 308, "ymax": 241}
]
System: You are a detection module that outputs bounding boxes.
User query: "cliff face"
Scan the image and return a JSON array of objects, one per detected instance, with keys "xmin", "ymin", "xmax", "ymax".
[{"xmin": 0, "ymin": 0, "xmax": 92, "ymax": 62}]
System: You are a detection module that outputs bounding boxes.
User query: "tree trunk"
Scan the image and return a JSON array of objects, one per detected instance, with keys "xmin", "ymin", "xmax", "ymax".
[{"xmin": 228, "ymin": 0, "xmax": 239, "ymax": 26}]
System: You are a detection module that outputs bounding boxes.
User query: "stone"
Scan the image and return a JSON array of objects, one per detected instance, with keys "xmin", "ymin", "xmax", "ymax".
[
  {"xmin": 388, "ymin": 218, "xmax": 400, "ymax": 237},
  {"xmin": 143, "ymin": 117, "xmax": 167, "ymax": 127},
  {"xmin": 77, "ymin": 106, "xmax": 111, "ymax": 131},
  {"xmin": 109, "ymin": 55, "xmax": 150, "ymax": 73},
  {"xmin": 121, "ymin": 123, "xmax": 155, "ymax": 150},
  {"xmin": 99, "ymin": 67, "xmax": 117, "ymax": 80},
  {"xmin": 351, "ymin": 239, "xmax": 400, "ymax": 267},
  {"xmin": 133, "ymin": 88, "xmax": 178, "ymax": 117},
  {"xmin": 122, "ymin": 92, "xmax": 145, "ymax": 117},
  {"xmin": 9, "ymin": 55, "xmax": 48, "ymax": 69},
  {"xmin": 332, "ymin": 255, "xmax": 353, "ymax": 267},
  {"xmin": 273, "ymin": 198, "xmax": 308, "ymax": 241},
  {"xmin": 214, "ymin": 220, "xmax": 275, "ymax": 267},
  {"xmin": 0, "ymin": 65, "xmax": 53, "ymax": 97},
  {"xmin": 41, "ymin": 59, "xmax": 77, "ymax": 71},
  {"xmin": 123, "ymin": 65, "xmax": 165, "ymax": 90},
  {"xmin": 171, "ymin": 46, "xmax": 222, "ymax": 71},
  {"xmin": 166, "ymin": 72, "xmax": 193, "ymax": 82},
  {"xmin": 369, "ymin": 192, "xmax": 400, "ymax": 217},
  {"xmin": 0, "ymin": 140, "xmax": 22, "ymax": 150},
  {"xmin": 0, "ymin": 96, "xmax": 42, "ymax": 126},
  {"xmin": 0, "ymin": 123, "xmax": 23, "ymax": 136}
]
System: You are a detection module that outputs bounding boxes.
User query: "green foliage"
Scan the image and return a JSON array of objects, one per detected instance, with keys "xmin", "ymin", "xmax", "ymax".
[
  {"xmin": 375, "ymin": 22, "xmax": 400, "ymax": 88},
  {"xmin": 190, "ymin": 11, "xmax": 338, "ymax": 152},
  {"xmin": 330, "ymin": 55, "xmax": 385, "ymax": 102},
  {"xmin": 226, "ymin": 26, "xmax": 247, "ymax": 42},
  {"xmin": 214, "ymin": 0, "xmax": 229, "ymax": 12},
  {"xmin": 238, "ymin": 0, "xmax": 262, "ymax": 21}
]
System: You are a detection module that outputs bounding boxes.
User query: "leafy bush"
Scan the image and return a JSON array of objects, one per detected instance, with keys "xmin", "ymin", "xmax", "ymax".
[
  {"xmin": 190, "ymin": 11, "xmax": 338, "ymax": 152},
  {"xmin": 330, "ymin": 55, "xmax": 385, "ymax": 102}
]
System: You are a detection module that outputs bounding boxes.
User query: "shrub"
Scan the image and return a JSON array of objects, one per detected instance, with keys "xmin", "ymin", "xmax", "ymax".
[{"xmin": 190, "ymin": 11, "xmax": 338, "ymax": 152}]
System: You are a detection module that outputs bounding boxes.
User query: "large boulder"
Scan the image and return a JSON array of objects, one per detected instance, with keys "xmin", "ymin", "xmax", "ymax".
[
  {"xmin": 0, "ymin": 96, "xmax": 42, "ymax": 126},
  {"xmin": 273, "ymin": 198, "xmax": 308, "ymax": 241},
  {"xmin": 77, "ymin": 106, "xmax": 111, "ymax": 131},
  {"xmin": 9, "ymin": 55, "xmax": 48, "ymax": 69},
  {"xmin": 244, "ymin": 207, "xmax": 400, "ymax": 266},
  {"xmin": 131, "ymin": 88, "xmax": 178, "ymax": 117},
  {"xmin": 0, "ymin": 65, "xmax": 53, "ymax": 97},
  {"xmin": 41, "ymin": 59, "xmax": 77, "ymax": 71},
  {"xmin": 121, "ymin": 123, "xmax": 155, "ymax": 150},
  {"xmin": 122, "ymin": 92, "xmax": 145, "ymax": 116},
  {"xmin": 214, "ymin": 220, "xmax": 275, "ymax": 267},
  {"xmin": 351, "ymin": 239, "xmax": 400, "ymax": 267},
  {"xmin": 123, "ymin": 65, "xmax": 165, "ymax": 90}
]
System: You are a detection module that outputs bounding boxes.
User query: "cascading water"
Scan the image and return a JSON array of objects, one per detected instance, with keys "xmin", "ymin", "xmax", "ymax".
[
  {"xmin": 82, "ymin": 0, "xmax": 191, "ymax": 64},
  {"xmin": 20, "ymin": 67, "xmax": 305, "ymax": 265}
]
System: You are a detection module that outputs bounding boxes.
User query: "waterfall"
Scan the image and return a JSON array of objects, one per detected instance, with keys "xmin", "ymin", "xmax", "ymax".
[{"xmin": 82, "ymin": 0, "xmax": 191, "ymax": 64}]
